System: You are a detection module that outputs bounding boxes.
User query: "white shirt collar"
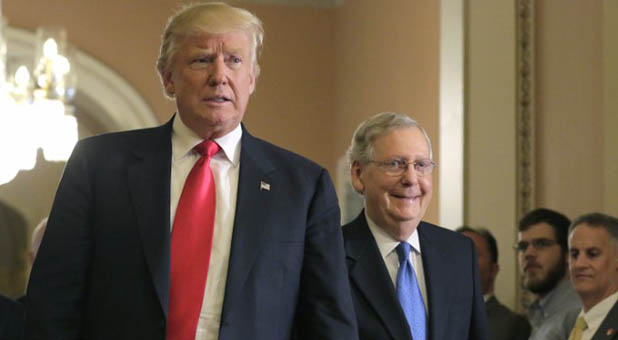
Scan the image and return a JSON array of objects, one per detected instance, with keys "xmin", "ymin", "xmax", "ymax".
[
  {"xmin": 171, "ymin": 114, "xmax": 242, "ymax": 166},
  {"xmin": 580, "ymin": 289, "xmax": 618, "ymax": 330},
  {"xmin": 365, "ymin": 210, "xmax": 422, "ymax": 259}
]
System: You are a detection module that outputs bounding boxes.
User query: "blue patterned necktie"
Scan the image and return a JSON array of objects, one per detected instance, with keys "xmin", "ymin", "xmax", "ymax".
[{"xmin": 396, "ymin": 242, "xmax": 427, "ymax": 340}]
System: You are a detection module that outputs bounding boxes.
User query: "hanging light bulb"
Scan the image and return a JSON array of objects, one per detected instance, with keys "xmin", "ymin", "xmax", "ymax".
[
  {"xmin": 43, "ymin": 38, "xmax": 58, "ymax": 58},
  {"xmin": 0, "ymin": 19, "xmax": 79, "ymax": 186}
]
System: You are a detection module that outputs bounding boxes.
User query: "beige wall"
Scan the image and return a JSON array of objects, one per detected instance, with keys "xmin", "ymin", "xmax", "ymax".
[
  {"xmin": 333, "ymin": 0, "xmax": 440, "ymax": 223},
  {"xmin": 239, "ymin": 4, "xmax": 337, "ymax": 171},
  {"xmin": 536, "ymin": 0, "xmax": 604, "ymax": 218},
  {"xmin": 604, "ymin": 0, "xmax": 618, "ymax": 217},
  {"xmin": 465, "ymin": 0, "xmax": 612, "ymax": 311},
  {"xmin": 465, "ymin": 0, "xmax": 519, "ymax": 310}
]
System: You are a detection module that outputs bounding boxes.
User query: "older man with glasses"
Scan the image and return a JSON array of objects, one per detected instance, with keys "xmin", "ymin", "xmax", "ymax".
[
  {"xmin": 342, "ymin": 112, "xmax": 488, "ymax": 340},
  {"xmin": 516, "ymin": 208, "xmax": 581, "ymax": 340}
]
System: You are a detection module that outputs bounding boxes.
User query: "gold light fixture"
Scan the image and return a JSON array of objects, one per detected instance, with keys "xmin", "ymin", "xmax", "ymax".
[{"xmin": 0, "ymin": 1, "xmax": 78, "ymax": 185}]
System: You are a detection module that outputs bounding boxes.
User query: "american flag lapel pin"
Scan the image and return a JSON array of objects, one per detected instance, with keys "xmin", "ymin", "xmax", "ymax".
[{"xmin": 260, "ymin": 181, "xmax": 270, "ymax": 191}]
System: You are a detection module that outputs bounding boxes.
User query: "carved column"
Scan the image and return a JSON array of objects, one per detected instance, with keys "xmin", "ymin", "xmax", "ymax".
[{"xmin": 516, "ymin": 0, "xmax": 535, "ymax": 311}]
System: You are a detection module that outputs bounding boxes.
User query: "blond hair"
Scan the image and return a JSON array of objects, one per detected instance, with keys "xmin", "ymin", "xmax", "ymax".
[{"xmin": 156, "ymin": 2, "xmax": 264, "ymax": 98}]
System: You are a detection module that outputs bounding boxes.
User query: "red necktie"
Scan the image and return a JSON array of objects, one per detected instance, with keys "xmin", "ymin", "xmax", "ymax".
[{"xmin": 167, "ymin": 140, "xmax": 219, "ymax": 340}]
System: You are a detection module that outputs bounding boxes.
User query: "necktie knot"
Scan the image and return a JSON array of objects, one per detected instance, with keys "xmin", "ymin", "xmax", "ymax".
[
  {"xmin": 396, "ymin": 242, "xmax": 411, "ymax": 265},
  {"xmin": 576, "ymin": 316, "xmax": 587, "ymax": 330},
  {"xmin": 195, "ymin": 140, "xmax": 219, "ymax": 158},
  {"xmin": 568, "ymin": 316, "xmax": 588, "ymax": 340}
]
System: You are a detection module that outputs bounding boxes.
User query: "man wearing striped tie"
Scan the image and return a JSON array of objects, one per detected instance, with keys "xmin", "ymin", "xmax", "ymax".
[
  {"xmin": 567, "ymin": 213, "xmax": 618, "ymax": 340},
  {"xmin": 342, "ymin": 112, "xmax": 489, "ymax": 340}
]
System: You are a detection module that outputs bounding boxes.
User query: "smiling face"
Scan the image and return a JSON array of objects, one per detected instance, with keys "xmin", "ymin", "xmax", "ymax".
[
  {"xmin": 163, "ymin": 31, "xmax": 255, "ymax": 139},
  {"xmin": 569, "ymin": 223, "xmax": 618, "ymax": 311},
  {"xmin": 351, "ymin": 127, "xmax": 433, "ymax": 241}
]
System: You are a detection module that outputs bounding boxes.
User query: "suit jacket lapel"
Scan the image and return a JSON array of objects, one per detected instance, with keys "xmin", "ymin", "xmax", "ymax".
[
  {"xmin": 592, "ymin": 300, "xmax": 618, "ymax": 340},
  {"xmin": 127, "ymin": 119, "xmax": 173, "ymax": 318},
  {"xmin": 220, "ymin": 128, "xmax": 276, "ymax": 322},
  {"xmin": 345, "ymin": 213, "xmax": 411, "ymax": 340},
  {"xmin": 418, "ymin": 222, "xmax": 452, "ymax": 340}
]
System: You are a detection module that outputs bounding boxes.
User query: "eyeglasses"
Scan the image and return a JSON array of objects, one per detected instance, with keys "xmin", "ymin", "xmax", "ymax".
[
  {"xmin": 368, "ymin": 158, "xmax": 436, "ymax": 177},
  {"xmin": 513, "ymin": 238, "xmax": 559, "ymax": 252}
]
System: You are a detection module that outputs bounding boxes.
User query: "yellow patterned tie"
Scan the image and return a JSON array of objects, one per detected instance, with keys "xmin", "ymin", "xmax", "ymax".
[{"xmin": 568, "ymin": 316, "xmax": 588, "ymax": 340}]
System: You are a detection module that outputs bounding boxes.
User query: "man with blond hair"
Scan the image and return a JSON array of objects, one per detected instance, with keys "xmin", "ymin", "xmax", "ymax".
[{"xmin": 25, "ymin": 3, "xmax": 357, "ymax": 340}]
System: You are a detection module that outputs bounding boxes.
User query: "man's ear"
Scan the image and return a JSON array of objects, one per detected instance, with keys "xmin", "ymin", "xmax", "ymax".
[
  {"xmin": 490, "ymin": 263, "xmax": 500, "ymax": 282},
  {"xmin": 248, "ymin": 69, "xmax": 256, "ymax": 95},
  {"xmin": 350, "ymin": 161, "xmax": 365, "ymax": 194},
  {"xmin": 163, "ymin": 70, "xmax": 175, "ymax": 97}
]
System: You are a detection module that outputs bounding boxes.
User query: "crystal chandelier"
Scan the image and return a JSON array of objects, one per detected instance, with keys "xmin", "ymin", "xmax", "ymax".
[{"xmin": 0, "ymin": 2, "xmax": 78, "ymax": 185}]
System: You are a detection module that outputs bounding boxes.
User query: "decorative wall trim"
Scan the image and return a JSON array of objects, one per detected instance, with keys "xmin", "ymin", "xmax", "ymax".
[
  {"xmin": 516, "ymin": 0, "xmax": 535, "ymax": 220},
  {"xmin": 516, "ymin": 0, "xmax": 536, "ymax": 311},
  {"xmin": 439, "ymin": 0, "xmax": 464, "ymax": 229}
]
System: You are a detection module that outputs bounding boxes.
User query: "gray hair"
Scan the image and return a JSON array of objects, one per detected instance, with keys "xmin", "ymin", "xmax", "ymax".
[
  {"xmin": 569, "ymin": 212, "xmax": 618, "ymax": 248},
  {"xmin": 347, "ymin": 112, "xmax": 433, "ymax": 165},
  {"xmin": 156, "ymin": 2, "xmax": 264, "ymax": 98}
]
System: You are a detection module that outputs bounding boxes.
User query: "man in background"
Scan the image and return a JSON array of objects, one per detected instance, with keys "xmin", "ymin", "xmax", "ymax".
[
  {"xmin": 343, "ymin": 112, "xmax": 488, "ymax": 340},
  {"xmin": 516, "ymin": 208, "xmax": 581, "ymax": 340},
  {"xmin": 457, "ymin": 226, "xmax": 530, "ymax": 340},
  {"xmin": 567, "ymin": 213, "xmax": 618, "ymax": 340}
]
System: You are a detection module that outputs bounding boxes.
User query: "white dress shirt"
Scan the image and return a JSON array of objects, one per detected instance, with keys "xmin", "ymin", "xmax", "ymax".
[
  {"xmin": 576, "ymin": 290, "xmax": 618, "ymax": 340},
  {"xmin": 170, "ymin": 115, "xmax": 241, "ymax": 340},
  {"xmin": 365, "ymin": 211, "xmax": 429, "ymax": 314}
]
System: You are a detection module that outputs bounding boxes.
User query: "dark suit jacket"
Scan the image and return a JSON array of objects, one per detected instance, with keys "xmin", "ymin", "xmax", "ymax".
[
  {"xmin": 0, "ymin": 294, "xmax": 24, "ymax": 340},
  {"xmin": 485, "ymin": 295, "xmax": 530, "ymax": 340},
  {"xmin": 591, "ymin": 299, "xmax": 618, "ymax": 340},
  {"xmin": 342, "ymin": 212, "xmax": 489, "ymax": 340},
  {"xmin": 25, "ymin": 119, "xmax": 357, "ymax": 340}
]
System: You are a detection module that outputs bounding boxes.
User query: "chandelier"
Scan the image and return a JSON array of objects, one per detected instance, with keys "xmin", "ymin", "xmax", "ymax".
[{"xmin": 0, "ymin": 6, "xmax": 78, "ymax": 185}]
